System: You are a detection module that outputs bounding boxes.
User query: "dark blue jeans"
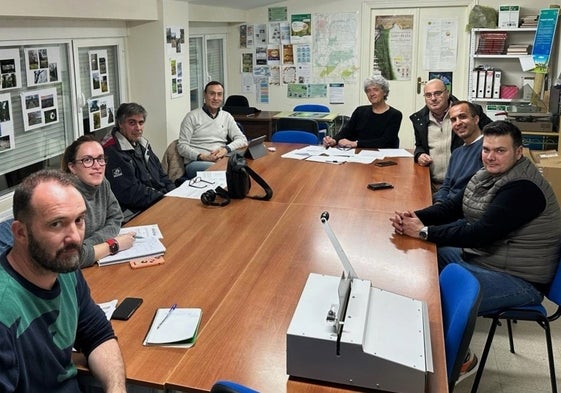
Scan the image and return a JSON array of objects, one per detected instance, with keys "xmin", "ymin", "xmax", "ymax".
[{"xmin": 438, "ymin": 246, "xmax": 543, "ymax": 314}]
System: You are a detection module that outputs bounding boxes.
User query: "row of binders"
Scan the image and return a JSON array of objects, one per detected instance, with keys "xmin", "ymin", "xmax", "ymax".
[{"xmin": 471, "ymin": 68, "xmax": 502, "ymax": 99}]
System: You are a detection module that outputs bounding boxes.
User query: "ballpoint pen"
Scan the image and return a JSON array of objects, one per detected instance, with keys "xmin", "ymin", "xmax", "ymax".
[{"xmin": 156, "ymin": 303, "xmax": 177, "ymax": 329}]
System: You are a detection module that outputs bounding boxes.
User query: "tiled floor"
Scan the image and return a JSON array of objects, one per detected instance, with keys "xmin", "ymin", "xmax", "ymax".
[{"xmin": 454, "ymin": 298, "xmax": 561, "ymax": 393}]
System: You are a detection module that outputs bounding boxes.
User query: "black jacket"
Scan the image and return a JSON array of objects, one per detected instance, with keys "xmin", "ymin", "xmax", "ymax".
[
  {"xmin": 409, "ymin": 95, "xmax": 492, "ymax": 162},
  {"xmin": 102, "ymin": 129, "xmax": 175, "ymax": 214}
]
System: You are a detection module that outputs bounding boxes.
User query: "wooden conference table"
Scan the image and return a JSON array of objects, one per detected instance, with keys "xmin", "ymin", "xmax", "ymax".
[{"xmin": 80, "ymin": 143, "xmax": 446, "ymax": 392}]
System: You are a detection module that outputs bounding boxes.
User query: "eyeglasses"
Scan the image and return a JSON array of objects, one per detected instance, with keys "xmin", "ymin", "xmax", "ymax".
[
  {"xmin": 336, "ymin": 146, "xmax": 353, "ymax": 151},
  {"xmin": 423, "ymin": 90, "xmax": 447, "ymax": 99},
  {"xmin": 74, "ymin": 155, "xmax": 107, "ymax": 167},
  {"xmin": 188, "ymin": 176, "xmax": 215, "ymax": 188}
]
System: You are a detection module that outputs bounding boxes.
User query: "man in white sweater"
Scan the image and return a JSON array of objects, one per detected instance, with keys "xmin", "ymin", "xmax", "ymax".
[{"xmin": 178, "ymin": 81, "xmax": 248, "ymax": 179}]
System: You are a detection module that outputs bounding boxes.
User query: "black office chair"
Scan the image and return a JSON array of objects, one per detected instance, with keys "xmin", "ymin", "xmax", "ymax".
[
  {"xmin": 224, "ymin": 95, "xmax": 249, "ymax": 107},
  {"xmin": 223, "ymin": 95, "xmax": 259, "ymax": 115},
  {"xmin": 276, "ymin": 117, "xmax": 319, "ymax": 136}
]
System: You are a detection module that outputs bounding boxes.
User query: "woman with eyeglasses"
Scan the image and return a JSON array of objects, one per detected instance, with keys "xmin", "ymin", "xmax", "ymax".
[{"xmin": 62, "ymin": 135, "xmax": 135, "ymax": 267}]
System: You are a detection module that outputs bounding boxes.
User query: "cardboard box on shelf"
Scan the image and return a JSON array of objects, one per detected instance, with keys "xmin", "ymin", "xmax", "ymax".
[
  {"xmin": 529, "ymin": 149, "xmax": 561, "ymax": 205},
  {"xmin": 511, "ymin": 120, "xmax": 553, "ymax": 132}
]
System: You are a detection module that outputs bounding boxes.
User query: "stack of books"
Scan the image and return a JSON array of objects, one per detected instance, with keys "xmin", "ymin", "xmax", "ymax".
[
  {"xmin": 506, "ymin": 44, "xmax": 532, "ymax": 55},
  {"xmin": 476, "ymin": 32, "xmax": 508, "ymax": 55},
  {"xmin": 520, "ymin": 15, "xmax": 539, "ymax": 27}
]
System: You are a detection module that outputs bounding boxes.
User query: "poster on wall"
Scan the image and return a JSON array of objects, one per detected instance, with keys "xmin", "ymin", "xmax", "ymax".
[
  {"xmin": 24, "ymin": 47, "xmax": 61, "ymax": 87},
  {"xmin": 88, "ymin": 95, "xmax": 115, "ymax": 132},
  {"xmin": 166, "ymin": 26, "xmax": 185, "ymax": 55},
  {"xmin": 240, "ymin": 25, "xmax": 248, "ymax": 48},
  {"xmin": 0, "ymin": 93, "xmax": 15, "ymax": 153},
  {"xmin": 290, "ymin": 14, "xmax": 312, "ymax": 44},
  {"xmin": 89, "ymin": 50, "xmax": 110, "ymax": 97},
  {"xmin": 373, "ymin": 15, "xmax": 413, "ymax": 81},
  {"xmin": 242, "ymin": 53, "xmax": 254, "ymax": 73},
  {"xmin": 423, "ymin": 18, "xmax": 458, "ymax": 71},
  {"xmin": 170, "ymin": 58, "xmax": 184, "ymax": 99},
  {"xmin": 20, "ymin": 87, "xmax": 59, "ymax": 132},
  {"xmin": 0, "ymin": 49, "xmax": 22, "ymax": 91}
]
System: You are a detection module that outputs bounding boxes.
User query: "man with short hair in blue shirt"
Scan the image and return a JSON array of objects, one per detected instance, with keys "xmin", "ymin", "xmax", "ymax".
[{"xmin": 432, "ymin": 100, "xmax": 483, "ymax": 204}]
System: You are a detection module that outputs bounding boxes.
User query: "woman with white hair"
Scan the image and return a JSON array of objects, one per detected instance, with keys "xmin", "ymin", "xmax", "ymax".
[{"xmin": 323, "ymin": 75, "xmax": 402, "ymax": 148}]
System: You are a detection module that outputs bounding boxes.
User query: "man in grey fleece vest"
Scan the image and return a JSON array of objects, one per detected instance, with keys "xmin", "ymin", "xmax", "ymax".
[{"xmin": 391, "ymin": 120, "xmax": 561, "ymax": 314}]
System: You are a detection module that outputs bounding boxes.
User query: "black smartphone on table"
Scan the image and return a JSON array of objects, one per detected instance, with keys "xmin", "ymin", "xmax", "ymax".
[
  {"xmin": 111, "ymin": 297, "xmax": 143, "ymax": 320},
  {"xmin": 367, "ymin": 182, "xmax": 394, "ymax": 191},
  {"xmin": 375, "ymin": 160, "xmax": 397, "ymax": 167}
]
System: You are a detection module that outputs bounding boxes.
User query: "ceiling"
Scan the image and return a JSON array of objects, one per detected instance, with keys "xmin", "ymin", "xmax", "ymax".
[{"xmin": 187, "ymin": 0, "xmax": 281, "ymax": 10}]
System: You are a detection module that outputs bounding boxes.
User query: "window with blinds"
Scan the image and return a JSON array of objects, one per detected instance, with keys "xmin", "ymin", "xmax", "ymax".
[
  {"xmin": 0, "ymin": 43, "xmax": 74, "ymax": 194},
  {"xmin": 189, "ymin": 34, "xmax": 226, "ymax": 110}
]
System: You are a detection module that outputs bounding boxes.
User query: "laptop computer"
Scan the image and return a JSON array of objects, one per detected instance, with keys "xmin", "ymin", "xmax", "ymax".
[{"xmin": 226, "ymin": 135, "xmax": 267, "ymax": 160}]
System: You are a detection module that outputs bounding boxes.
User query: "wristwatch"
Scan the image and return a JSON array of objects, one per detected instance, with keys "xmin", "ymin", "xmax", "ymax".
[
  {"xmin": 106, "ymin": 238, "xmax": 119, "ymax": 255},
  {"xmin": 419, "ymin": 226, "xmax": 429, "ymax": 240}
]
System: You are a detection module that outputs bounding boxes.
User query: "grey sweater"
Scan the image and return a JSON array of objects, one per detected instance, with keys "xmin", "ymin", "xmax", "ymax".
[{"xmin": 74, "ymin": 178, "xmax": 123, "ymax": 267}]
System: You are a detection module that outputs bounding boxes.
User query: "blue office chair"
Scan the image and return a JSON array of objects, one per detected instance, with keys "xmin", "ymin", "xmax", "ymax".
[
  {"xmin": 211, "ymin": 380, "xmax": 259, "ymax": 393},
  {"xmin": 471, "ymin": 254, "xmax": 561, "ymax": 393},
  {"xmin": 293, "ymin": 104, "xmax": 329, "ymax": 134},
  {"xmin": 440, "ymin": 263, "xmax": 481, "ymax": 392},
  {"xmin": 271, "ymin": 130, "xmax": 318, "ymax": 144}
]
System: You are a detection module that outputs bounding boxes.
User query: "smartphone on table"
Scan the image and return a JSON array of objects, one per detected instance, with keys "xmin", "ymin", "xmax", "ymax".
[
  {"xmin": 111, "ymin": 297, "xmax": 143, "ymax": 320},
  {"xmin": 367, "ymin": 182, "xmax": 394, "ymax": 191}
]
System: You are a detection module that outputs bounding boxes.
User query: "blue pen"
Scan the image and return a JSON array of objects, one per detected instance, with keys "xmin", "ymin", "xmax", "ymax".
[{"xmin": 156, "ymin": 303, "xmax": 177, "ymax": 329}]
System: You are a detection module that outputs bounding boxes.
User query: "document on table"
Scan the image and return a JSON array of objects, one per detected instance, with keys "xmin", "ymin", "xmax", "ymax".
[
  {"xmin": 281, "ymin": 145, "xmax": 328, "ymax": 160},
  {"xmin": 97, "ymin": 237, "xmax": 166, "ymax": 266},
  {"xmin": 378, "ymin": 148, "xmax": 414, "ymax": 158},
  {"xmin": 97, "ymin": 299, "xmax": 118, "ymax": 320},
  {"xmin": 119, "ymin": 224, "xmax": 163, "ymax": 239},
  {"xmin": 165, "ymin": 171, "xmax": 227, "ymax": 199}
]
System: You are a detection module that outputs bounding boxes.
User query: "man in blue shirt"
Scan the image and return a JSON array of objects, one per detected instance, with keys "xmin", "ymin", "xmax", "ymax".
[
  {"xmin": 433, "ymin": 101, "xmax": 483, "ymax": 204},
  {"xmin": 0, "ymin": 169, "xmax": 126, "ymax": 392}
]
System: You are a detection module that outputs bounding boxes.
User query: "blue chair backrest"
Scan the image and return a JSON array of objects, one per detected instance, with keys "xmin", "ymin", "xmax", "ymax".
[
  {"xmin": 211, "ymin": 380, "xmax": 259, "ymax": 393},
  {"xmin": 293, "ymin": 104, "xmax": 329, "ymax": 132},
  {"xmin": 440, "ymin": 263, "xmax": 481, "ymax": 383},
  {"xmin": 271, "ymin": 130, "xmax": 318, "ymax": 145},
  {"xmin": 293, "ymin": 104, "xmax": 329, "ymax": 113}
]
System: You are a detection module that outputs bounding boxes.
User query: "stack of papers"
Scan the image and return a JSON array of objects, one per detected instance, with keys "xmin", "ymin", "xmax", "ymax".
[
  {"xmin": 281, "ymin": 145, "xmax": 413, "ymax": 164},
  {"xmin": 165, "ymin": 171, "xmax": 226, "ymax": 199},
  {"xmin": 97, "ymin": 224, "xmax": 165, "ymax": 267}
]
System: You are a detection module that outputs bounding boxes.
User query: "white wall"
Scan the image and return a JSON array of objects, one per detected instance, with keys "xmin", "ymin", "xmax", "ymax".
[{"xmin": 126, "ymin": 0, "xmax": 190, "ymax": 158}]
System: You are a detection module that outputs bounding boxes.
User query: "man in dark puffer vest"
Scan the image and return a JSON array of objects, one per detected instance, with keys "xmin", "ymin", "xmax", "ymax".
[{"xmin": 391, "ymin": 120, "xmax": 561, "ymax": 314}]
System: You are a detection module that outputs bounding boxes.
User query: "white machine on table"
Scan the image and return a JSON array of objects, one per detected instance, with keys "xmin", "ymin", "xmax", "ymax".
[{"xmin": 286, "ymin": 212, "xmax": 433, "ymax": 393}]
